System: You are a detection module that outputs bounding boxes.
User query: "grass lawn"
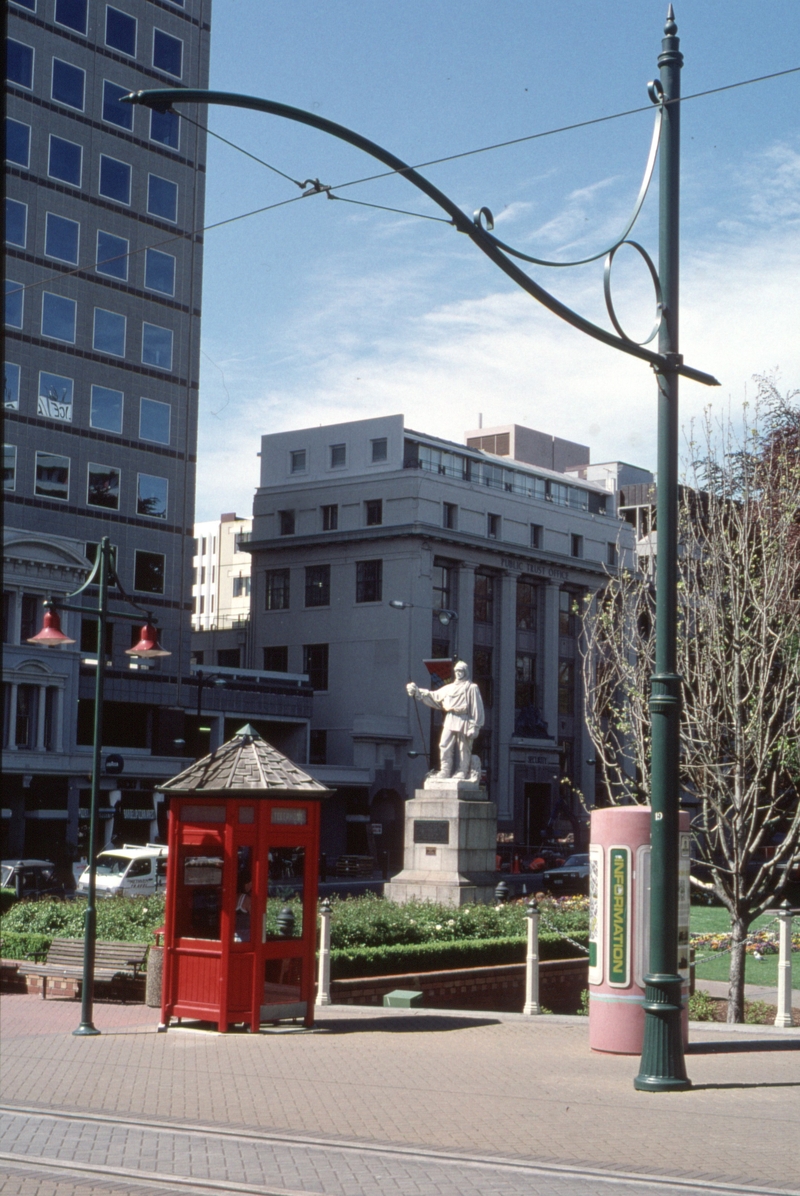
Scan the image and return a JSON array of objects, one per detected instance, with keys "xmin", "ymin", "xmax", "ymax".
[{"xmin": 690, "ymin": 904, "xmax": 800, "ymax": 989}]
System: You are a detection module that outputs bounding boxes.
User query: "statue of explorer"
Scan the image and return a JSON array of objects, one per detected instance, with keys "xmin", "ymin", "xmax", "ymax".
[{"xmin": 406, "ymin": 660, "xmax": 485, "ymax": 782}]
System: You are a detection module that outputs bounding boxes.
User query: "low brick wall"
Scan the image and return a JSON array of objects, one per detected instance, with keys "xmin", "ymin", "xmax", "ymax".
[
  {"xmin": 330, "ymin": 957, "xmax": 588, "ymax": 1014},
  {"xmin": 1, "ymin": 960, "xmax": 145, "ymax": 1003}
]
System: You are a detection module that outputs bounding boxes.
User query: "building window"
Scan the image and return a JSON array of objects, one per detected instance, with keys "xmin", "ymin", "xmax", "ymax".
[
  {"xmin": 264, "ymin": 569, "xmax": 290, "ymax": 611},
  {"xmin": 99, "ymin": 155, "xmax": 131, "ymax": 204},
  {"xmin": 305, "ymin": 564, "xmax": 330, "ymax": 608},
  {"xmin": 150, "ymin": 107, "xmax": 180, "ymax": 149},
  {"xmin": 96, "ymin": 231, "xmax": 129, "ymax": 280},
  {"xmin": 35, "ymin": 452, "xmax": 70, "ymax": 501},
  {"xmin": 232, "ymin": 576, "xmax": 250, "ymax": 597},
  {"xmin": 14, "ymin": 685, "xmax": 37, "ymax": 749},
  {"xmin": 20, "ymin": 594, "xmax": 41, "ymax": 644},
  {"xmin": 487, "ymin": 513, "xmax": 501, "ymax": 539},
  {"xmin": 5, "ymin": 281, "xmax": 23, "ymax": 329},
  {"xmin": 106, "ymin": 6, "xmax": 137, "ymax": 56},
  {"xmin": 371, "ymin": 437, "xmax": 388, "ymax": 463},
  {"xmin": 433, "ymin": 560, "xmax": 453, "ymax": 611},
  {"xmin": 303, "ymin": 643, "xmax": 329, "ymax": 690},
  {"xmin": 81, "ymin": 618, "xmax": 114, "ymax": 658},
  {"xmin": 144, "ymin": 248, "xmax": 176, "ymax": 296},
  {"xmin": 139, "ymin": 398, "xmax": 170, "ymax": 445},
  {"xmin": 278, "ymin": 509, "xmax": 295, "ymax": 536},
  {"xmin": 45, "ymin": 213, "xmax": 79, "ymax": 264},
  {"xmin": 137, "ymin": 474, "xmax": 168, "ymax": 519},
  {"xmin": 329, "ymin": 443, "xmax": 346, "ymax": 468},
  {"xmin": 473, "ymin": 645, "xmax": 494, "ymax": 707},
  {"xmin": 141, "ymin": 323, "xmax": 173, "ymax": 369},
  {"xmin": 134, "ymin": 550, "xmax": 165, "ymax": 594},
  {"xmin": 147, "ymin": 174, "xmax": 178, "ymax": 222},
  {"xmin": 365, "ymin": 499, "xmax": 382, "ymax": 526},
  {"xmin": 216, "ymin": 648, "xmax": 240, "ymax": 668},
  {"xmin": 87, "ymin": 463, "xmax": 120, "ymax": 510},
  {"xmin": 38, "ymin": 371, "xmax": 74, "ymax": 422},
  {"xmin": 153, "ymin": 29, "xmax": 183, "ymax": 77},
  {"xmin": 322, "ymin": 504, "xmax": 338, "ymax": 531},
  {"xmin": 41, "ymin": 293, "xmax": 76, "ymax": 343},
  {"xmin": 48, "ymin": 135, "xmax": 82, "ymax": 185},
  {"xmin": 443, "ymin": 502, "xmax": 457, "ymax": 530},
  {"xmin": 5, "ymin": 363, "xmax": 21, "ymax": 411},
  {"xmin": 93, "ymin": 308, "xmax": 126, "ymax": 356},
  {"xmin": 6, "ymin": 119, "xmax": 31, "ymax": 167},
  {"xmin": 90, "ymin": 385, "xmax": 123, "ymax": 434},
  {"xmin": 515, "ymin": 652, "xmax": 537, "ymax": 711},
  {"xmin": 290, "ymin": 449, "xmax": 306, "ymax": 473},
  {"xmin": 516, "ymin": 579, "xmax": 538, "ymax": 631},
  {"xmin": 4, "ymin": 445, "xmax": 17, "ymax": 491},
  {"xmin": 530, "ymin": 523, "xmax": 542, "ymax": 549},
  {"xmin": 55, "ymin": 0, "xmax": 88, "ymax": 34},
  {"xmin": 558, "ymin": 660, "xmax": 576, "ymax": 715},
  {"xmin": 309, "ymin": 729, "xmax": 327, "ymax": 764},
  {"xmin": 263, "ymin": 645, "xmax": 288, "ymax": 672},
  {"xmin": 356, "ymin": 560, "xmax": 382, "ymax": 603},
  {"xmin": 607, "ymin": 542, "xmax": 617, "ymax": 567},
  {"xmin": 7, "ymin": 40, "xmax": 34, "ymax": 89},
  {"xmin": 571, "ymin": 534, "xmax": 583, "ymax": 558},
  {"xmin": 51, "ymin": 59, "xmax": 85, "ymax": 110},
  {"xmin": 474, "ymin": 572, "xmax": 494, "ymax": 625},
  {"xmin": 5, "ymin": 199, "xmax": 27, "ymax": 248},
  {"xmin": 102, "ymin": 80, "xmax": 134, "ymax": 130},
  {"xmin": 559, "ymin": 590, "xmax": 577, "ymax": 637}
]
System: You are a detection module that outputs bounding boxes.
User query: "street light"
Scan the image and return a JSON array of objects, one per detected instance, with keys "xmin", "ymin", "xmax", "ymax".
[
  {"xmin": 126, "ymin": 9, "xmax": 715, "ymax": 1087},
  {"xmin": 193, "ymin": 670, "xmax": 227, "ymax": 721},
  {"xmin": 27, "ymin": 536, "xmax": 169, "ymax": 1036}
]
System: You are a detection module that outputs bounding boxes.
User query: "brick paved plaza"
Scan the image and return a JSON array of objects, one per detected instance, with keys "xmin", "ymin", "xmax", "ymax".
[{"xmin": 0, "ymin": 994, "xmax": 798, "ymax": 1196}]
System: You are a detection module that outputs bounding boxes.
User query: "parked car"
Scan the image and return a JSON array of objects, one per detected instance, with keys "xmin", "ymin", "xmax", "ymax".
[
  {"xmin": 541, "ymin": 853, "xmax": 590, "ymax": 895},
  {"xmin": 75, "ymin": 844, "xmax": 167, "ymax": 898},
  {"xmin": 1, "ymin": 859, "xmax": 70, "ymax": 899}
]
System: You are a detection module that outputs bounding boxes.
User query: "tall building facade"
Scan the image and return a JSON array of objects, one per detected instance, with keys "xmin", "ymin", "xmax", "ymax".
[
  {"xmin": 246, "ymin": 414, "xmax": 643, "ymax": 871},
  {"xmin": 191, "ymin": 511, "xmax": 252, "ymax": 665},
  {"xmin": 3, "ymin": 0, "xmax": 212, "ymax": 865}
]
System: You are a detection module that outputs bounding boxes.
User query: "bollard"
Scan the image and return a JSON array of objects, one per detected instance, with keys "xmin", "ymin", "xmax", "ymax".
[
  {"xmin": 774, "ymin": 899, "xmax": 795, "ymax": 1028},
  {"xmin": 523, "ymin": 898, "xmax": 540, "ymax": 1016},
  {"xmin": 316, "ymin": 897, "xmax": 332, "ymax": 1007},
  {"xmin": 495, "ymin": 879, "xmax": 510, "ymax": 904}
]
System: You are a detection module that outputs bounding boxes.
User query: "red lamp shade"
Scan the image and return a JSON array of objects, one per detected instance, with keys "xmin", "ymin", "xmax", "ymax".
[
  {"xmin": 27, "ymin": 607, "xmax": 76, "ymax": 646},
  {"xmin": 126, "ymin": 622, "xmax": 170, "ymax": 658}
]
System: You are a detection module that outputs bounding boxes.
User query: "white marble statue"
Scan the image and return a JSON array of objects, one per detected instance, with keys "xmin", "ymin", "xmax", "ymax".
[{"xmin": 406, "ymin": 661, "xmax": 485, "ymax": 782}]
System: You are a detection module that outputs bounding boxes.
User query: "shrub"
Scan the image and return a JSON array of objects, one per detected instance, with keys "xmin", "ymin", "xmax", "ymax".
[
  {"xmin": 329, "ymin": 931, "xmax": 588, "ymax": 979},
  {"xmin": 744, "ymin": 1000, "xmax": 774, "ymax": 1025},
  {"xmin": 1, "ymin": 889, "xmax": 17, "ymax": 915},
  {"xmin": 0, "ymin": 932, "xmax": 51, "ymax": 961},
  {"xmin": 687, "ymin": 989, "xmax": 718, "ymax": 1021},
  {"xmin": 0, "ymin": 895, "xmax": 165, "ymax": 942}
]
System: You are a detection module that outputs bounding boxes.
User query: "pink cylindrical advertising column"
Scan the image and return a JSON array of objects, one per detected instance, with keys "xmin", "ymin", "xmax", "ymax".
[{"xmin": 588, "ymin": 806, "xmax": 690, "ymax": 1054}]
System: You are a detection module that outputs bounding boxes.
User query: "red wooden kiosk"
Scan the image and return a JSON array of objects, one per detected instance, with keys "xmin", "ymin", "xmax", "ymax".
[{"xmin": 157, "ymin": 725, "xmax": 330, "ymax": 1032}]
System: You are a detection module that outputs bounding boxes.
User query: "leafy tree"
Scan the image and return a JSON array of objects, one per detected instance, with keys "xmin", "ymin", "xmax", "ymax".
[{"xmin": 581, "ymin": 382, "xmax": 800, "ymax": 1022}]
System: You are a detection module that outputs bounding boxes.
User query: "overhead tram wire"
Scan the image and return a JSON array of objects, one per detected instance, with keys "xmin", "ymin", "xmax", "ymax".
[{"xmin": 11, "ymin": 62, "xmax": 800, "ymax": 299}]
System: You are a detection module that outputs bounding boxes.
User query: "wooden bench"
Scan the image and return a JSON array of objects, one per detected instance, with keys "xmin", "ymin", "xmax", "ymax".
[{"xmin": 23, "ymin": 938, "xmax": 148, "ymax": 1001}]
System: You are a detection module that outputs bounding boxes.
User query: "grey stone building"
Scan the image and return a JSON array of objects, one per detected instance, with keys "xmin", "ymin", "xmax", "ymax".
[{"xmin": 245, "ymin": 414, "xmax": 644, "ymax": 871}]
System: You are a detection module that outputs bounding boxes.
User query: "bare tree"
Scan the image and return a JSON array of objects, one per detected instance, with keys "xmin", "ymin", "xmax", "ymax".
[{"xmin": 582, "ymin": 384, "xmax": 800, "ymax": 1022}]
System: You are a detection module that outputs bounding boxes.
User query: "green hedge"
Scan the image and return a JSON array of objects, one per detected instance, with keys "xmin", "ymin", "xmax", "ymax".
[
  {"xmin": 0, "ymin": 895, "xmax": 165, "ymax": 942},
  {"xmin": 0, "ymin": 889, "xmax": 17, "ymax": 916},
  {"xmin": 1, "ymin": 932, "xmax": 52, "ymax": 961},
  {"xmin": 330, "ymin": 931, "xmax": 588, "ymax": 979}
]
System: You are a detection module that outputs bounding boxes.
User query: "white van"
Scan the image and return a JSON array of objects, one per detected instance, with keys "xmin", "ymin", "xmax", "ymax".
[{"xmin": 76, "ymin": 844, "xmax": 167, "ymax": 898}]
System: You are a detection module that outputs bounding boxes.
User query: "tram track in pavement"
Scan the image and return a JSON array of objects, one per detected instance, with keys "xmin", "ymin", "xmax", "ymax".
[{"xmin": 2, "ymin": 1103, "xmax": 799, "ymax": 1196}]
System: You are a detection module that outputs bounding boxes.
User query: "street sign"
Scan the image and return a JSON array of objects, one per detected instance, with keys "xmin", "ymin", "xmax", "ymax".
[{"xmin": 105, "ymin": 754, "xmax": 124, "ymax": 775}]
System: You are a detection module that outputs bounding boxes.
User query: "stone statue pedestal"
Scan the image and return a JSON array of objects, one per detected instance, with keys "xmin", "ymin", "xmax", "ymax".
[{"xmin": 384, "ymin": 781, "xmax": 497, "ymax": 907}]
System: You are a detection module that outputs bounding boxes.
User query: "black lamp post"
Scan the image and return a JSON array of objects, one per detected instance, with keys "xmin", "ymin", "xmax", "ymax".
[
  {"xmin": 125, "ymin": 7, "xmax": 716, "ymax": 1087},
  {"xmin": 28, "ymin": 537, "xmax": 169, "ymax": 1036}
]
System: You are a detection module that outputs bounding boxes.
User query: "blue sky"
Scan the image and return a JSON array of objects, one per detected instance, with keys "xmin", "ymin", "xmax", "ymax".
[{"xmin": 194, "ymin": 0, "xmax": 800, "ymax": 519}]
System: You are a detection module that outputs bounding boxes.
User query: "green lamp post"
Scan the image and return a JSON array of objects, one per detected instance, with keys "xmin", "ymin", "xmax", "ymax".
[{"xmin": 125, "ymin": 5, "xmax": 715, "ymax": 1087}]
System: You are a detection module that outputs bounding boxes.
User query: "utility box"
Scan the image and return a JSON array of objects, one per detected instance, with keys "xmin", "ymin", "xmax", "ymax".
[
  {"xmin": 383, "ymin": 989, "xmax": 423, "ymax": 1008},
  {"xmin": 588, "ymin": 806, "xmax": 691, "ymax": 1054}
]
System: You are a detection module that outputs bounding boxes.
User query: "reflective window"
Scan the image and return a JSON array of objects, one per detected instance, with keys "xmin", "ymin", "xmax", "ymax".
[
  {"xmin": 305, "ymin": 564, "xmax": 330, "ymax": 608},
  {"xmin": 52, "ymin": 59, "xmax": 85, "ymax": 110},
  {"xmin": 48, "ymin": 135, "xmax": 82, "ymax": 185},
  {"xmin": 11, "ymin": 0, "xmax": 36, "ymax": 9},
  {"xmin": 150, "ymin": 107, "xmax": 179, "ymax": 149},
  {"xmin": 35, "ymin": 452, "xmax": 70, "ymax": 501},
  {"xmin": 55, "ymin": 0, "xmax": 87, "ymax": 33},
  {"xmin": 152, "ymin": 29, "xmax": 182, "ymax": 77},
  {"xmin": 38, "ymin": 371, "xmax": 74, "ymax": 422},
  {"xmin": 87, "ymin": 463, "xmax": 120, "ymax": 510},
  {"xmin": 265, "ymin": 847, "xmax": 305, "ymax": 941},
  {"xmin": 45, "ymin": 213, "xmax": 79, "ymax": 264},
  {"xmin": 7, "ymin": 41, "xmax": 34, "ymax": 89},
  {"xmin": 5, "ymin": 281, "xmax": 23, "ymax": 329},
  {"xmin": 4, "ymin": 445, "xmax": 17, "ymax": 492},
  {"xmin": 99, "ymin": 155, "xmax": 131, "ymax": 204},
  {"xmin": 102, "ymin": 81, "xmax": 134, "ymax": 130},
  {"xmin": 234, "ymin": 846, "xmax": 253, "ymax": 943},
  {"xmin": 106, "ymin": 6, "xmax": 137, "ymax": 56},
  {"xmin": 5, "ymin": 119, "xmax": 31, "ymax": 167},
  {"xmin": 137, "ymin": 473, "xmax": 168, "ymax": 519},
  {"xmin": 4, "ymin": 363, "xmax": 21, "ymax": 411},
  {"xmin": 330, "ymin": 443, "xmax": 346, "ymax": 468},
  {"xmin": 178, "ymin": 850, "xmax": 223, "ymax": 940},
  {"xmin": 371, "ymin": 437, "xmax": 388, "ymax": 462},
  {"xmin": 144, "ymin": 248, "xmax": 175, "ymax": 296},
  {"xmin": 355, "ymin": 560, "xmax": 382, "ymax": 603},
  {"xmin": 96, "ymin": 230, "xmax": 128, "ymax": 280},
  {"xmin": 141, "ymin": 324, "xmax": 173, "ymax": 370},
  {"xmin": 134, "ymin": 550, "xmax": 165, "ymax": 593},
  {"xmin": 290, "ymin": 449, "xmax": 306, "ymax": 473},
  {"xmin": 264, "ymin": 569, "xmax": 290, "ymax": 611},
  {"xmin": 41, "ymin": 293, "xmax": 76, "ymax": 343},
  {"xmin": 147, "ymin": 174, "xmax": 178, "ymax": 222},
  {"xmin": 93, "ymin": 308, "xmax": 126, "ymax": 357},
  {"xmin": 5, "ymin": 199, "xmax": 27, "ymax": 247},
  {"xmin": 322, "ymin": 504, "xmax": 338, "ymax": 531},
  {"xmin": 90, "ymin": 385, "xmax": 123, "ymax": 433},
  {"xmin": 139, "ymin": 397, "xmax": 170, "ymax": 444}
]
